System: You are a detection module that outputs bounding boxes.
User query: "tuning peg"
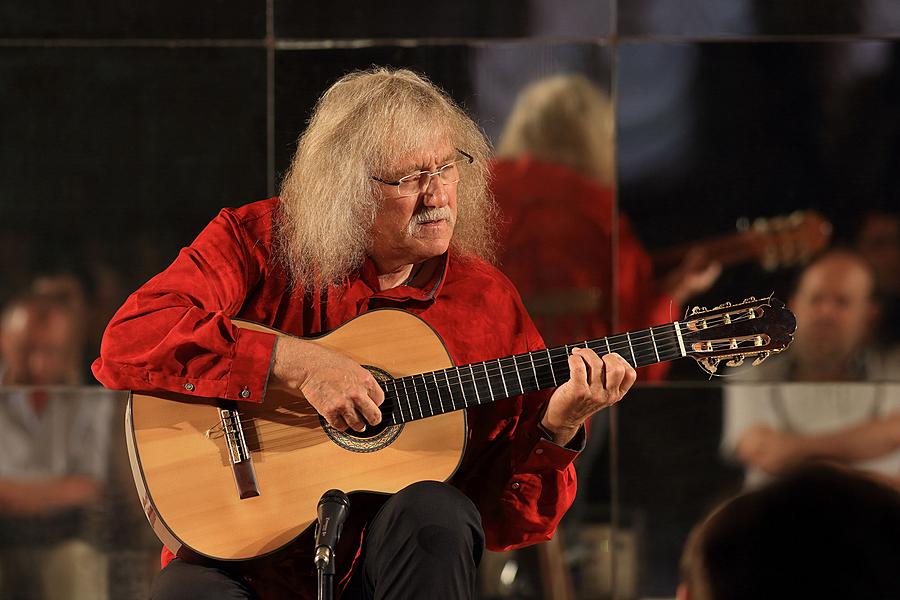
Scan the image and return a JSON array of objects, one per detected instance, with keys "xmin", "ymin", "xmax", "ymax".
[
  {"xmin": 741, "ymin": 296, "xmax": 757, "ymax": 304},
  {"xmin": 698, "ymin": 357, "xmax": 720, "ymax": 375},
  {"xmin": 726, "ymin": 354, "xmax": 745, "ymax": 367},
  {"xmin": 715, "ymin": 301, "xmax": 733, "ymax": 309},
  {"xmin": 752, "ymin": 352, "xmax": 771, "ymax": 366},
  {"xmin": 690, "ymin": 306, "xmax": 709, "ymax": 315}
]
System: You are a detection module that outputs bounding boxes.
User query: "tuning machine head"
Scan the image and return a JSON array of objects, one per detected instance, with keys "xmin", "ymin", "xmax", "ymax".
[{"xmin": 752, "ymin": 351, "xmax": 771, "ymax": 366}]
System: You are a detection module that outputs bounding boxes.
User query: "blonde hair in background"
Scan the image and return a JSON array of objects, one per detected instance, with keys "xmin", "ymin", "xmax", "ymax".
[
  {"xmin": 277, "ymin": 68, "xmax": 496, "ymax": 292},
  {"xmin": 496, "ymin": 74, "xmax": 615, "ymax": 187}
]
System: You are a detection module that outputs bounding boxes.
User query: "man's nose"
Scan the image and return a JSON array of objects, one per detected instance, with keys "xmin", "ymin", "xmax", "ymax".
[{"xmin": 422, "ymin": 172, "xmax": 449, "ymax": 206}]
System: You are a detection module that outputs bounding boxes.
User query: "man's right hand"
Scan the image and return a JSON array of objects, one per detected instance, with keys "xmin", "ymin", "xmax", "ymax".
[{"xmin": 270, "ymin": 335, "xmax": 384, "ymax": 432}]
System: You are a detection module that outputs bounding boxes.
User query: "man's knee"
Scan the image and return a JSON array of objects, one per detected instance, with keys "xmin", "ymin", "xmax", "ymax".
[
  {"xmin": 393, "ymin": 481, "xmax": 481, "ymax": 528},
  {"xmin": 380, "ymin": 481, "xmax": 485, "ymax": 558}
]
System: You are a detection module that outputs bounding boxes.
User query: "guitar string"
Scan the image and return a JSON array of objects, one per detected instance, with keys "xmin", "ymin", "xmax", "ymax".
[
  {"xmin": 224, "ymin": 322, "xmax": 753, "ymax": 433},
  {"xmin": 219, "ymin": 311, "xmax": 761, "ymax": 432},
  {"xmin": 226, "ymin": 339, "xmax": 701, "ymax": 437}
]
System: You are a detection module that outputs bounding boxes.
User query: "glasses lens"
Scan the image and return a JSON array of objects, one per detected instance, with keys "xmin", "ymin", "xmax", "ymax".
[
  {"xmin": 397, "ymin": 176, "xmax": 423, "ymax": 197},
  {"xmin": 438, "ymin": 162, "xmax": 460, "ymax": 185}
]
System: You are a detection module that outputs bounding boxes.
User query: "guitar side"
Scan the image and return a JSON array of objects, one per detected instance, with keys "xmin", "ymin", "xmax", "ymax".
[{"xmin": 126, "ymin": 309, "xmax": 467, "ymax": 561}]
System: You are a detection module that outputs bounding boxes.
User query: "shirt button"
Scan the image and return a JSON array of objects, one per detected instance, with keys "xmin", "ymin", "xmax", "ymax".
[
  {"xmin": 240, "ymin": 388, "xmax": 251, "ymax": 399},
  {"xmin": 183, "ymin": 383, "xmax": 195, "ymax": 392},
  {"xmin": 535, "ymin": 448, "xmax": 544, "ymax": 455},
  {"xmin": 511, "ymin": 482, "xmax": 520, "ymax": 490}
]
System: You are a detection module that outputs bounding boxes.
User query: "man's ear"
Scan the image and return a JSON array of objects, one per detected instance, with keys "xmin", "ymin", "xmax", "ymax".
[{"xmin": 676, "ymin": 582, "xmax": 691, "ymax": 600}]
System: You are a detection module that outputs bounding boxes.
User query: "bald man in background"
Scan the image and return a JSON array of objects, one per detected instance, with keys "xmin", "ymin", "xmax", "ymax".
[{"xmin": 722, "ymin": 250, "xmax": 900, "ymax": 490}]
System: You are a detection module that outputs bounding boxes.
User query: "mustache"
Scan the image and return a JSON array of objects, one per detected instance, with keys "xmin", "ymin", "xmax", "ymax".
[{"xmin": 407, "ymin": 207, "xmax": 454, "ymax": 233}]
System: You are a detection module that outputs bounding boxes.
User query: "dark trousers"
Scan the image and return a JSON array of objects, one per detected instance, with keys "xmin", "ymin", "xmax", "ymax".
[{"xmin": 150, "ymin": 481, "xmax": 485, "ymax": 600}]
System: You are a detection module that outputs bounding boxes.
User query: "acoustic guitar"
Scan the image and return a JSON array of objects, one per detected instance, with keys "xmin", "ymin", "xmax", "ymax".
[
  {"xmin": 126, "ymin": 296, "xmax": 795, "ymax": 561},
  {"xmin": 652, "ymin": 210, "xmax": 832, "ymax": 272}
]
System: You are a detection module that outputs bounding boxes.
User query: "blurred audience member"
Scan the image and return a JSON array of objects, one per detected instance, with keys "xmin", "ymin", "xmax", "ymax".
[
  {"xmin": 492, "ymin": 74, "xmax": 719, "ymax": 380},
  {"xmin": 723, "ymin": 250, "xmax": 900, "ymax": 489},
  {"xmin": 30, "ymin": 266, "xmax": 104, "ymax": 383},
  {"xmin": 677, "ymin": 464, "xmax": 900, "ymax": 600},
  {"xmin": 0, "ymin": 294, "xmax": 113, "ymax": 600},
  {"xmin": 856, "ymin": 209, "xmax": 900, "ymax": 346}
]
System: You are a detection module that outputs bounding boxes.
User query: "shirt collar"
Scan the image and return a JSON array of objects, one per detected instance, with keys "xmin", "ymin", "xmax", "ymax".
[{"xmin": 356, "ymin": 251, "xmax": 450, "ymax": 304}]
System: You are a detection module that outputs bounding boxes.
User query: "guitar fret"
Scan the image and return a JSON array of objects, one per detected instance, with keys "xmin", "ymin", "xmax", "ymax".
[
  {"xmin": 418, "ymin": 374, "xmax": 434, "ymax": 416},
  {"xmin": 649, "ymin": 326, "xmax": 660, "ymax": 363},
  {"xmin": 397, "ymin": 379, "xmax": 410, "ymax": 422},
  {"xmin": 455, "ymin": 366, "xmax": 468, "ymax": 407},
  {"xmin": 512, "ymin": 355, "xmax": 524, "ymax": 395},
  {"xmin": 444, "ymin": 370, "xmax": 456, "ymax": 410},
  {"xmin": 529, "ymin": 352, "xmax": 539, "ymax": 391},
  {"xmin": 547, "ymin": 348, "xmax": 558, "ymax": 386},
  {"xmin": 469, "ymin": 364, "xmax": 481, "ymax": 404},
  {"xmin": 625, "ymin": 332, "xmax": 636, "ymax": 367},
  {"xmin": 394, "ymin": 379, "xmax": 412, "ymax": 421},
  {"xmin": 431, "ymin": 372, "xmax": 445, "ymax": 412},
  {"xmin": 483, "ymin": 362, "xmax": 495, "ymax": 401},
  {"xmin": 606, "ymin": 337, "xmax": 611, "ymax": 355},
  {"xmin": 497, "ymin": 358, "xmax": 509, "ymax": 398},
  {"xmin": 404, "ymin": 377, "xmax": 423, "ymax": 419}
]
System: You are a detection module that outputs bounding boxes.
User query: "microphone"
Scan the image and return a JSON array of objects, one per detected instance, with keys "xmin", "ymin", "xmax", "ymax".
[{"xmin": 314, "ymin": 489, "xmax": 350, "ymax": 571}]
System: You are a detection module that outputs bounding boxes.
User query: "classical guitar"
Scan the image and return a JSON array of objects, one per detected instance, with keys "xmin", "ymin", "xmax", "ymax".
[
  {"xmin": 652, "ymin": 210, "xmax": 832, "ymax": 272},
  {"xmin": 126, "ymin": 296, "xmax": 795, "ymax": 561}
]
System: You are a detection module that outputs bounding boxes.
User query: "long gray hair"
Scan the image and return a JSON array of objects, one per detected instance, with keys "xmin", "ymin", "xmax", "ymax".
[{"xmin": 277, "ymin": 68, "xmax": 496, "ymax": 291}]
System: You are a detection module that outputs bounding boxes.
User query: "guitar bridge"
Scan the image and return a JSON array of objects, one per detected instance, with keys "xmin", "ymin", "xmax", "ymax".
[{"xmin": 220, "ymin": 408, "xmax": 260, "ymax": 499}]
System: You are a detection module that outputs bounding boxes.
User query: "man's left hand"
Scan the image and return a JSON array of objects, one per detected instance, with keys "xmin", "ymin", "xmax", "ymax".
[{"xmin": 541, "ymin": 349, "xmax": 637, "ymax": 445}]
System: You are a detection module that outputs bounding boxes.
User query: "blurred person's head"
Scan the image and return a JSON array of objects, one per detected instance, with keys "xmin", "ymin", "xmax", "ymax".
[
  {"xmin": 856, "ymin": 210, "xmax": 900, "ymax": 296},
  {"xmin": 0, "ymin": 294, "xmax": 82, "ymax": 386},
  {"xmin": 496, "ymin": 74, "xmax": 615, "ymax": 187},
  {"xmin": 788, "ymin": 249, "xmax": 877, "ymax": 377},
  {"xmin": 678, "ymin": 464, "xmax": 900, "ymax": 600}
]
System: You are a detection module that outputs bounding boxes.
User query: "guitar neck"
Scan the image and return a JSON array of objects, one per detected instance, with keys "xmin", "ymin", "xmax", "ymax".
[
  {"xmin": 653, "ymin": 230, "xmax": 764, "ymax": 272},
  {"xmin": 381, "ymin": 323, "xmax": 686, "ymax": 425}
]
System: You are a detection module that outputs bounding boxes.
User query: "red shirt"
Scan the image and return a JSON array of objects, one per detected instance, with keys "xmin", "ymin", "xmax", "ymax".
[
  {"xmin": 492, "ymin": 157, "xmax": 678, "ymax": 381},
  {"xmin": 92, "ymin": 198, "xmax": 581, "ymax": 598}
]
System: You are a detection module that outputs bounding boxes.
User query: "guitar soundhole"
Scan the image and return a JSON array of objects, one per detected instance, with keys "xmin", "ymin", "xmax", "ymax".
[
  {"xmin": 320, "ymin": 416, "xmax": 403, "ymax": 453},
  {"xmin": 320, "ymin": 364, "xmax": 403, "ymax": 453}
]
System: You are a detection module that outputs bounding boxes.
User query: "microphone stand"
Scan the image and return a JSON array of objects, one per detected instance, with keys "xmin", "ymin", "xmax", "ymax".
[
  {"xmin": 315, "ymin": 489, "xmax": 350, "ymax": 600},
  {"xmin": 317, "ymin": 549, "xmax": 335, "ymax": 600}
]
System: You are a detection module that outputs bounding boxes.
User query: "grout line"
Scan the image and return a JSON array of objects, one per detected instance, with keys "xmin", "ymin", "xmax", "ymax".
[{"xmin": 266, "ymin": 0, "xmax": 276, "ymax": 197}]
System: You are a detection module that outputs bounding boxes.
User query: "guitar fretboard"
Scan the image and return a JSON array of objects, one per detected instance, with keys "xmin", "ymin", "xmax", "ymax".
[{"xmin": 380, "ymin": 323, "xmax": 685, "ymax": 425}]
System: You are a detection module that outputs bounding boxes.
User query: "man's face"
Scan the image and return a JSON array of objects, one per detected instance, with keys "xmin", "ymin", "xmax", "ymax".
[
  {"xmin": 0, "ymin": 306, "xmax": 77, "ymax": 386},
  {"xmin": 369, "ymin": 144, "xmax": 458, "ymax": 271},
  {"xmin": 790, "ymin": 255, "xmax": 875, "ymax": 365}
]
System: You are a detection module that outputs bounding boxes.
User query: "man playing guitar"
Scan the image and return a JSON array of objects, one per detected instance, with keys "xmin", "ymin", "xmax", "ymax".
[{"xmin": 93, "ymin": 68, "xmax": 636, "ymax": 599}]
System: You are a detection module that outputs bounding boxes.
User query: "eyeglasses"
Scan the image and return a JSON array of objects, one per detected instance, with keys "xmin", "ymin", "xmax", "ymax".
[{"xmin": 371, "ymin": 149, "xmax": 474, "ymax": 198}]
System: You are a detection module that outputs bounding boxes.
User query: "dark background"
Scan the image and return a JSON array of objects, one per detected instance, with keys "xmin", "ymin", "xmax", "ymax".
[{"xmin": 3, "ymin": 2, "xmax": 900, "ymax": 598}]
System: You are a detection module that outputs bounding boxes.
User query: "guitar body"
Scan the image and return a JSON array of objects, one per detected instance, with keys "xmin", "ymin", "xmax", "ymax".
[{"xmin": 127, "ymin": 309, "xmax": 466, "ymax": 561}]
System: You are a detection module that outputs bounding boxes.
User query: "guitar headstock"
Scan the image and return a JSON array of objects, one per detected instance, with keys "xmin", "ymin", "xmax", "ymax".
[
  {"xmin": 749, "ymin": 210, "xmax": 832, "ymax": 270},
  {"xmin": 681, "ymin": 296, "xmax": 796, "ymax": 375}
]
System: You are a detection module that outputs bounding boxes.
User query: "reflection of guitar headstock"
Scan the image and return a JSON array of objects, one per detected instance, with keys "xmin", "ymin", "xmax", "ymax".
[
  {"xmin": 653, "ymin": 210, "xmax": 832, "ymax": 272},
  {"xmin": 682, "ymin": 296, "xmax": 796, "ymax": 375},
  {"xmin": 742, "ymin": 210, "xmax": 832, "ymax": 271}
]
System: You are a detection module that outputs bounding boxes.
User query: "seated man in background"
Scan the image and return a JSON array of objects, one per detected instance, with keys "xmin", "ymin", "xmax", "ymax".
[
  {"xmin": 677, "ymin": 464, "xmax": 900, "ymax": 600},
  {"xmin": 0, "ymin": 294, "xmax": 114, "ymax": 600},
  {"xmin": 722, "ymin": 249, "xmax": 900, "ymax": 489}
]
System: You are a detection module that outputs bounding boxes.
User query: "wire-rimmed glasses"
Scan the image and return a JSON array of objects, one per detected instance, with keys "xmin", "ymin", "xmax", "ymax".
[{"xmin": 371, "ymin": 149, "xmax": 474, "ymax": 198}]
